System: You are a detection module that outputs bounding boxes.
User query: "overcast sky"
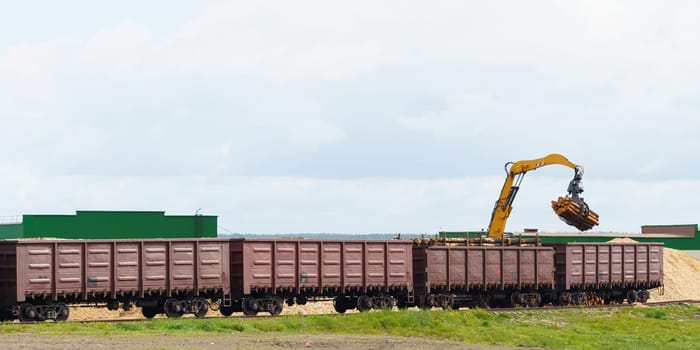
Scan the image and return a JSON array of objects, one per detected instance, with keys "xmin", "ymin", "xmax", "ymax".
[{"xmin": 1, "ymin": 1, "xmax": 698, "ymax": 234}]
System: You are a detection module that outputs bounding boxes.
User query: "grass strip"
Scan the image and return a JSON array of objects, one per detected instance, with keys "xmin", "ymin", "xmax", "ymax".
[{"xmin": 1, "ymin": 305, "xmax": 698, "ymax": 350}]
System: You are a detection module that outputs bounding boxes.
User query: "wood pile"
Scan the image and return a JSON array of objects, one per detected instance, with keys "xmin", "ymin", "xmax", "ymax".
[{"xmin": 551, "ymin": 196, "xmax": 599, "ymax": 231}]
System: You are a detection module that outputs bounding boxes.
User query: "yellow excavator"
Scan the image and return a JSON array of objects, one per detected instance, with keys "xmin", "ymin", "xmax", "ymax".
[{"xmin": 486, "ymin": 153, "xmax": 599, "ymax": 240}]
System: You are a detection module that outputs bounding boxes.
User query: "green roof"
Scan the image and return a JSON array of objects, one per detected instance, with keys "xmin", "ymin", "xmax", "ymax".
[{"xmin": 0, "ymin": 210, "xmax": 217, "ymax": 239}]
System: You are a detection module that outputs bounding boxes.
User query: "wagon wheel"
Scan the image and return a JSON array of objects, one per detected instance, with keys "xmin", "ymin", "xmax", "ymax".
[
  {"xmin": 164, "ymin": 298, "xmax": 184, "ymax": 319},
  {"xmin": 18, "ymin": 303, "xmax": 37, "ymax": 323},
  {"xmin": 54, "ymin": 303, "xmax": 69, "ymax": 321},
  {"xmin": 382, "ymin": 297, "xmax": 395, "ymax": 311},
  {"xmin": 241, "ymin": 297, "xmax": 259, "ymax": 316},
  {"xmin": 418, "ymin": 295, "xmax": 433, "ymax": 310},
  {"xmin": 333, "ymin": 297, "xmax": 347, "ymax": 314},
  {"xmin": 219, "ymin": 305, "xmax": 235, "ymax": 317},
  {"xmin": 527, "ymin": 294, "xmax": 542, "ymax": 308},
  {"xmin": 209, "ymin": 298, "xmax": 220, "ymax": 311},
  {"xmin": 269, "ymin": 298, "xmax": 283, "ymax": 316},
  {"xmin": 141, "ymin": 307, "xmax": 158, "ymax": 319},
  {"xmin": 357, "ymin": 295, "xmax": 372, "ymax": 312},
  {"xmin": 441, "ymin": 295, "xmax": 454, "ymax": 310},
  {"xmin": 637, "ymin": 291, "xmax": 649, "ymax": 304},
  {"xmin": 194, "ymin": 298, "xmax": 209, "ymax": 318}
]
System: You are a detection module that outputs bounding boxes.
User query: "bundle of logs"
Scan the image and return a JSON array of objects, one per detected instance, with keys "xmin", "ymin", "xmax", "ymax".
[
  {"xmin": 412, "ymin": 237, "xmax": 540, "ymax": 247},
  {"xmin": 551, "ymin": 196, "xmax": 599, "ymax": 231}
]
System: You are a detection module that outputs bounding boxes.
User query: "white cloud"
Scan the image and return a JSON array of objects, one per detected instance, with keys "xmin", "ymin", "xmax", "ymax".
[{"xmin": 1, "ymin": 1, "xmax": 699, "ymax": 233}]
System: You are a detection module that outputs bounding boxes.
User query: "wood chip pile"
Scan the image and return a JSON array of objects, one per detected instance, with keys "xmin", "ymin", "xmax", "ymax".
[{"xmin": 551, "ymin": 196, "xmax": 600, "ymax": 231}]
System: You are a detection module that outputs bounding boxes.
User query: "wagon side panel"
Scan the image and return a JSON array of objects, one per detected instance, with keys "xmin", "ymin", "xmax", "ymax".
[
  {"xmin": 343, "ymin": 242, "xmax": 364, "ymax": 288},
  {"xmin": 649, "ymin": 244, "xmax": 663, "ymax": 286},
  {"xmin": 501, "ymin": 249, "xmax": 518, "ymax": 286},
  {"xmin": 54, "ymin": 242, "xmax": 83, "ymax": 298},
  {"xmin": 425, "ymin": 248, "xmax": 447, "ymax": 291},
  {"xmin": 17, "ymin": 243, "xmax": 53, "ymax": 301},
  {"xmin": 114, "ymin": 242, "xmax": 139, "ymax": 295},
  {"xmin": 467, "ymin": 249, "xmax": 485, "ymax": 288},
  {"xmin": 537, "ymin": 249, "xmax": 554, "ymax": 288},
  {"xmin": 142, "ymin": 241, "xmax": 167, "ymax": 293},
  {"xmin": 85, "ymin": 242, "xmax": 113, "ymax": 296},
  {"xmin": 198, "ymin": 240, "xmax": 229, "ymax": 293},
  {"xmin": 244, "ymin": 241, "xmax": 274, "ymax": 294},
  {"xmin": 321, "ymin": 242, "xmax": 341, "ymax": 289},
  {"xmin": 447, "ymin": 248, "xmax": 465, "ymax": 289}
]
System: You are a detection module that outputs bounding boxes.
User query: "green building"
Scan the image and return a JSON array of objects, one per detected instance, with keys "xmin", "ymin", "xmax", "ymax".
[{"xmin": 0, "ymin": 211, "xmax": 217, "ymax": 239}]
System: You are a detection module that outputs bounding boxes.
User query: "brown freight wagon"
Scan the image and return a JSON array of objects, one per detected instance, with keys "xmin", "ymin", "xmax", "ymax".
[
  {"xmin": 547, "ymin": 242, "xmax": 663, "ymax": 305},
  {"xmin": 412, "ymin": 245, "xmax": 555, "ymax": 309},
  {"xmin": 224, "ymin": 238, "xmax": 414, "ymax": 315},
  {"xmin": 0, "ymin": 239, "xmax": 230, "ymax": 322}
]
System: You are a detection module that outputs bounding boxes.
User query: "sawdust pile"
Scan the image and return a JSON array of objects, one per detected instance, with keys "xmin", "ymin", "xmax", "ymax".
[
  {"xmin": 68, "ymin": 300, "xmax": 343, "ymax": 321},
  {"xmin": 607, "ymin": 237, "xmax": 639, "ymax": 243}
]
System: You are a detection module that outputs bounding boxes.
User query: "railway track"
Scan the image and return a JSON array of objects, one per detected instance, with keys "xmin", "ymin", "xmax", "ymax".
[{"xmin": 3, "ymin": 299, "xmax": 699, "ymax": 326}]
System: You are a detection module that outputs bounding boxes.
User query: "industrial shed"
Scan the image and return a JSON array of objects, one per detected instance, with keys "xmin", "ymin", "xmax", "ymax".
[{"xmin": 0, "ymin": 211, "xmax": 217, "ymax": 239}]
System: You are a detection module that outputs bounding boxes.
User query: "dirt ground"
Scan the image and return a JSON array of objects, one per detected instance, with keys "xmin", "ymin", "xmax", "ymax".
[
  {"xmin": 67, "ymin": 299, "xmax": 347, "ymax": 321},
  {"xmin": 0, "ymin": 333, "xmax": 545, "ymax": 350}
]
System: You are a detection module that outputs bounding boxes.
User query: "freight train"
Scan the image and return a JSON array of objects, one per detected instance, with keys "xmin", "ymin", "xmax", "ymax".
[{"xmin": 0, "ymin": 238, "xmax": 663, "ymax": 322}]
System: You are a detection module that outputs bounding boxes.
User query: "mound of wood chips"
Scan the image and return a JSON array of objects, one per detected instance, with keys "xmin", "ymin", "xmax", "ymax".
[{"xmin": 68, "ymin": 300, "xmax": 343, "ymax": 321}]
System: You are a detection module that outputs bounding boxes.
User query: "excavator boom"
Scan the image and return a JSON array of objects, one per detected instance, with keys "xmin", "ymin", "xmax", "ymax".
[{"xmin": 486, "ymin": 153, "xmax": 598, "ymax": 239}]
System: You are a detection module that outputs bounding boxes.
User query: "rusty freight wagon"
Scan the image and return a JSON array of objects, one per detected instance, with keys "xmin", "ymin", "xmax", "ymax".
[
  {"xmin": 0, "ymin": 239, "xmax": 230, "ymax": 322},
  {"xmin": 412, "ymin": 245, "xmax": 556, "ymax": 309},
  {"xmin": 547, "ymin": 242, "xmax": 664, "ymax": 305},
  {"xmin": 223, "ymin": 239, "xmax": 414, "ymax": 316}
]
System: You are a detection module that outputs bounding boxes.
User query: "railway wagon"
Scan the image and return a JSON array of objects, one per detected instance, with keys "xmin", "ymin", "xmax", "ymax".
[
  {"xmin": 546, "ymin": 242, "xmax": 664, "ymax": 305},
  {"xmin": 223, "ymin": 239, "xmax": 414, "ymax": 316},
  {"xmin": 0, "ymin": 239, "xmax": 230, "ymax": 322},
  {"xmin": 412, "ymin": 245, "xmax": 556, "ymax": 309}
]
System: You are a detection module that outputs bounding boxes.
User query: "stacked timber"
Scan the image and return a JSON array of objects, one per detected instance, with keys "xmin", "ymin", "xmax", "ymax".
[
  {"xmin": 412, "ymin": 237, "xmax": 540, "ymax": 247},
  {"xmin": 551, "ymin": 196, "xmax": 599, "ymax": 231}
]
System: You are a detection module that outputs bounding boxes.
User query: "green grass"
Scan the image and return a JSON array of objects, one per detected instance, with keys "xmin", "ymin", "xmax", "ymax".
[{"xmin": 2, "ymin": 305, "xmax": 699, "ymax": 350}]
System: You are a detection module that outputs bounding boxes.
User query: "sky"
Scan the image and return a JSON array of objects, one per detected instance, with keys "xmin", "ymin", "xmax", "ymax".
[{"xmin": 1, "ymin": 1, "xmax": 699, "ymax": 234}]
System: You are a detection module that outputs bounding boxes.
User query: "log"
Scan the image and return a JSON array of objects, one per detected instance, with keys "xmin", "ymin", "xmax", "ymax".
[{"xmin": 551, "ymin": 196, "xmax": 599, "ymax": 231}]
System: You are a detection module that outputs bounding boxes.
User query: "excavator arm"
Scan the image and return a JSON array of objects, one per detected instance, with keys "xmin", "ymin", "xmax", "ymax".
[{"xmin": 486, "ymin": 153, "xmax": 592, "ymax": 239}]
